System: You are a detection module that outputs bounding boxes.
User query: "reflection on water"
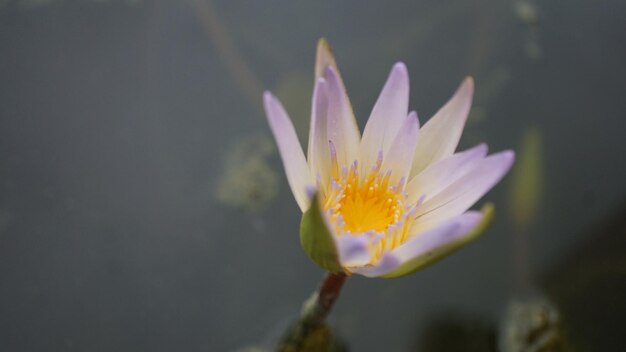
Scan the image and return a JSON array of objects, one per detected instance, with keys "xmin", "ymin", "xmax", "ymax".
[
  {"xmin": 541, "ymin": 202, "xmax": 626, "ymax": 351},
  {"xmin": 0, "ymin": 0, "xmax": 625, "ymax": 351},
  {"xmin": 215, "ymin": 133, "xmax": 278, "ymax": 212},
  {"xmin": 416, "ymin": 311, "xmax": 496, "ymax": 352},
  {"xmin": 499, "ymin": 296, "xmax": 563, "ymax": 352},
  {"xmin": 514, "ymin": 1, "xmax": 542, "ymax": 61}
]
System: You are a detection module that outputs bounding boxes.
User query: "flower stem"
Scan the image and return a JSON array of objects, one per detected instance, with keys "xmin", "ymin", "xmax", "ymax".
[
  {"xmin": 277, "ymin": 272, "xmax": 348, "ymax": 351},
  {"xmin": 302, "ymin": 272, "xmax": 348, "ymax": 326}
]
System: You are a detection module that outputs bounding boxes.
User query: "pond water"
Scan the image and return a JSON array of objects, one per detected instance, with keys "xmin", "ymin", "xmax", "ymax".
[{"xmin": 0, "ymin": 1, "xmax": 625, "ymax": 351}]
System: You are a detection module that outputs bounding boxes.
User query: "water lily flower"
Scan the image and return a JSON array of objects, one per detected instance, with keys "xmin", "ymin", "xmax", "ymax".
[{"xmin": 263, "ymin": 39, "xmax": 514, "ymax": 278}]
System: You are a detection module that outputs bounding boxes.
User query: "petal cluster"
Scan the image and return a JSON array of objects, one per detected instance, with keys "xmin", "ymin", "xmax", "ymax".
[{"xmin": 263, "ymin": 39, "xmax": 514, "ymax": 278}]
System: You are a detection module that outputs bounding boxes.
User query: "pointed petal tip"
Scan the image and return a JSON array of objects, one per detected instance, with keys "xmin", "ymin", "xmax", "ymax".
[
  {"xmin": 392, "ymin": 62, "xmax": 408, "ymax": 74},
  {"xmin": 317, "ymin": 37, "xmax": 330, "ymax": 50},
  {"xmin": 388, "ymin": 62, "xmax": 409, "ymax": 90},
  {"xmin": 263, "ymin": 92, "xmax": 284, "ymax": 124},
  {"xmin": 474, "ymin": 142, "xmax": 488, "ymax": 155},
  {"xmin": 408, "ymin": 110, "xmax": 420, "ymax": 128},
  {"xmin": 500, "ymin": 150, "xmax": 516, "ymax": 171},
  {"xmin": 407, "ymin": 111, "xmax": 419, "ymax": 128},
  {"xmin": 323, "ymin": 65, "xmax": 342, "ymax": 91},
  {"xmin": 454, "ymin": 143, "xmax": 488, "ymax": 159},
  {"xmin": 459, "ymin": 76, "xmax": 474, "ymax": 95},
  {"xmin": 448, "ymin": 77, "xmax": 474, "ymax": 104},
  {"xmin": 497, "ymin": 149, "xmax": 516, "ymax": 166},
  {"xmin": 316, "ymin": 38, "xmax": 338, "ymax": 80},
  {"xmin": 262, "ymin": 91, "xmax": 274, "ymax": 104},
  {"xmin": 262, "ymin": 92, "xmax": 274, "ymax": 118}
]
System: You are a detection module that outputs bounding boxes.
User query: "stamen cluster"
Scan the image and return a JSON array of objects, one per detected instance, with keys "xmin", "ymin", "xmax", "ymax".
[{"xmin": 323, "ymin": 147, "xmax": 419, "ymax": 265}]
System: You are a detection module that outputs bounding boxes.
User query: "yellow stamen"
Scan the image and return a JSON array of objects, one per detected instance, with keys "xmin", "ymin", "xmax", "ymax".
[{"xmin": 324, "ymin": 157, "xmax": 417, "ymax": 265}]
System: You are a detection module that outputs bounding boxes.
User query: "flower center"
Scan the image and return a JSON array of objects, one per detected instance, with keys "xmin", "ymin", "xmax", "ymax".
[
  {"xmin": 322, "ymin": 147, "xmax": 419, "ymax": 265},
  {"xmin": 333, "ymin": 166, "xmax": 403, "ymax": 233}
]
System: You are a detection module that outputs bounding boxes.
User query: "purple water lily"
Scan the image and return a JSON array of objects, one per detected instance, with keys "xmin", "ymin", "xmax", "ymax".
[{"xmin": 263, "ymin": 39, "xmax": 514, "ymax": 278}]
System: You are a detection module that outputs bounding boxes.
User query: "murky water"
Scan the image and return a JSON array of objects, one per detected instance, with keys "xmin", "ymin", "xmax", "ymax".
[{"xmin": 1, "ymin": 1, "xmax": 625, "ymax": 351}]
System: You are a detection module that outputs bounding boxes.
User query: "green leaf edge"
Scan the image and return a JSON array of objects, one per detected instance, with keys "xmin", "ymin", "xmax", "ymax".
[
  {"xmin": 381, "ymin": 203, "xmax": 496, "ymax": 279},
  {"xmin": 300, "ymin": 193, "xmax": 343, "ymax": 273}
]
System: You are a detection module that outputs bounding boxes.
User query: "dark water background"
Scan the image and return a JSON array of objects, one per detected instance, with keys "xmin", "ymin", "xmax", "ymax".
[{"xmin": 1, "ymin": 1, "xmax": 625, "ymax": 351}]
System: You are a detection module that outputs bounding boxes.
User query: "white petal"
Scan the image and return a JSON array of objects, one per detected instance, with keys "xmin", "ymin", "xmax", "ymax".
[
  {"xmin": 324, "ymin": 66, "xmax": 361, "ymax": 168},
  {"xmin": 413, "ymin": 150, "xmax": 515, "ymax": 230},
  {"xmin": 349, "ymin": 253, "xmax": 401, "ymax": 278},
  {"xmin": 410, "ymin": 77, "xmax": 474, "ymax": 176},
  {"xmin": 405, "ymin": 143, "xmax": 488, "ymax": 205},
  {"xmin": 359, "ymin": 63, "xmax": 410, "ymax": 172},
  {"xmin": 380, "ymin": 111, "xmax": 419, "ymax": 186},
  {"xmin": 307, "ymin": 78, "xmax": 331, "ymax": 192},
  {"xmin": 336, "ymin": 235, "xmax": 373, "ymax": 268},
  {"xmin": 263, "ymin": 91, "xmax": 313, "ymax": 212}
]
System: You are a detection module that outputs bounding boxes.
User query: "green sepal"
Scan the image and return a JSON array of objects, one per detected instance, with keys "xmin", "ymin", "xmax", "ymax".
[
  {"xmin": 300, "ymin": 193, "xmax": 343, "ymax": 273},
  {"xmin": 381, "ymin": 203, "xmax": 495, "ymax": 279}
]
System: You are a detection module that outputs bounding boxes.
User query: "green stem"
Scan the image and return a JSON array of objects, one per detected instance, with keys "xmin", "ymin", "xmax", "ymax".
[
  {"xmin": 277, "ymin": 272, "xmax": 348, "ymax": 351},
  {"xmin": 302, "ymin": 272, "xmax": 348, "ymax": 326}
]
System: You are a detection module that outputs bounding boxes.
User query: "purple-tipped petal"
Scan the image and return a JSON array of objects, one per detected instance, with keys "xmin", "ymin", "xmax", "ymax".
[
  {"xmin": 324, "ymin": 66, "xmax": 361, "ymax": 168},
  {"xmin": 414, "ymin": 150, "xmax": 515, "ymax": 229},
  {"xmin": 395, "ymin": 211, "xmax": 483, "ymax": 259},
  {"xmin": 405, "ymin": 143, "xmax": 488, "ymax": 205},
  {"xmin": 353, "ymin": 211, "xmax": 485, "ymax": 278},
  {"xmin": 380, "ymin": 111, "xmax": 419, "ymax": 186},
  {"xmin": 359, "ymin": 63, "xmax": 410, "ymax": 172},
  {"xmin": 383, "ymin": 211, "xmax": 485, "ymax": 278},
  {"xmin": 308, "ymin": 78, "xmax": 331, "ymax": 190},
  {"xmin": 336, "ymin": 235, "xmax": 373, "ymax": 268},
  {"xmin": 315, "ymin": 39, "xmax": 359, "ymax": 171},
  {"xmin": 410, "ymin": 77, "xmax": 474, "ymax": 176},
  {"xmin": 263, "ymin": 91, "xmax": 313, "ymax": 212}
]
